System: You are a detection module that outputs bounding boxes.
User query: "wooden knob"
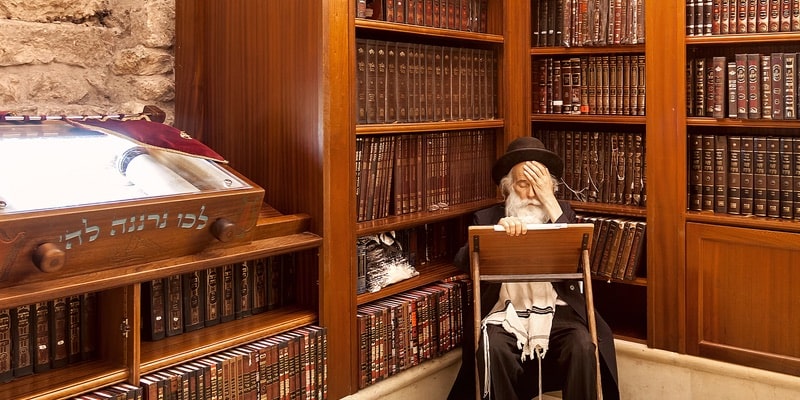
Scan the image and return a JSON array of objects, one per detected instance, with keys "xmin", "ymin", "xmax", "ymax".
[
  {"xmin": 210, "ymin": 218, "xmax": 236, "ymax": 242},
  {"xmin": 32, "ymin": 243, "xmax": 66, "ymax": 273}
]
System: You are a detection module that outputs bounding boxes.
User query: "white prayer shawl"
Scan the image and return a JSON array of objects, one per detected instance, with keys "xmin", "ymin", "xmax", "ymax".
[{"xmin": 480, "ymin": 281, "xmax": 557, "ymax": 398}]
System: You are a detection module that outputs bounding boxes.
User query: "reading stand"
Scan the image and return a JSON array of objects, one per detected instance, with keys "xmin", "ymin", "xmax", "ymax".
[{"xmin": 469, "ymin": 223, "xmax": 601, "ymax": 400}]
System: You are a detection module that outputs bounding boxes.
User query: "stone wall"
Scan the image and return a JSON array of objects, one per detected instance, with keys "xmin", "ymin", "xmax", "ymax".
[{"xmin": 0, "ymin": 0, "xmax": 175, "ymax": 122}]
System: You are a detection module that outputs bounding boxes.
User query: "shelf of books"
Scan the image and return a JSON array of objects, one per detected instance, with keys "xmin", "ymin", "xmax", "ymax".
[
  {"xmin": 529, "ymin": 0, "xmax": 648, "ymax": 342},
  {"xmin": 0, "ymin": 205, "xmax": 327, "ymax": 399},
  {"xmin": 682, "ymin": 0, "xmax": 800, "ymax": 377},
  {"xmin": 684, "ymin": 1, "xmax": 800, "ymax": 230},
  {"xmin": 353, "ymin": 0, "xmax": 502, "ymax": 390}
]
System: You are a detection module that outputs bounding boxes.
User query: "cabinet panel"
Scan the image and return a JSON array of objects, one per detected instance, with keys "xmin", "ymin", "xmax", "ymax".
[{"xmin": 687, "ymin": 222, "xmax": 800, "ymax": 376}]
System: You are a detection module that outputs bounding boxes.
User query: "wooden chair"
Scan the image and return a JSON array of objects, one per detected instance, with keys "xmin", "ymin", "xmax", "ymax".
[{"xmin": 469, "ymin": 223, "xmax": 602, "ymax": 400}]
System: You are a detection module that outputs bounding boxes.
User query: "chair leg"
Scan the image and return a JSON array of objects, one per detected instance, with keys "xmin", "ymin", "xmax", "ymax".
[
  {"xmin": 582, "ymin": 249, "xmax": 603, "ymax": 400},
  {"xmin": 472, "ymin": 250, "xmax": 483, "ymax": 400}
]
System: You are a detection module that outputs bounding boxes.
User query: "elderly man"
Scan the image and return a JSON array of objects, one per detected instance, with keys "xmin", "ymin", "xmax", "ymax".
[{"xmin": 448, "ymin": 136, "xmax": 619, "ymax": 400}]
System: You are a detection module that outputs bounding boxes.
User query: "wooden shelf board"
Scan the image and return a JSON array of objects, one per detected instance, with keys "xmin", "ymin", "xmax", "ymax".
[
  {"xmin": 686, "ymin": 117, "xmax": 800, "ymax": 129},
  {"xmin": 356, "ymin": 199, "xmax": 500, "ymax": 236},
  {"xmin": 356, "ymin": 119, "xmax": 504, "ymax": 135},
  {"xmin": 3, "ymin": 361, "xmax": 127, "ymax": 400},
  {"xmin": 571, "ymin": 202, "xmax": 647, "ymax": 217},
  {"xmin": 0, "ymin": 232, "xmax": 322, "ymax": 309},
  {"xmin": 686, "ymin": 32, "xmax": 800, "ymax": 45},
  {"xmin": 530, "ymin": 44, "xmax": 645, "ymax": 55},
  {"xmin": 686, "ymin": 211, "xmax": 800, "ymax": 234},
  {"xmin": 357, "ymin": 261, "xmax": 463, "ymax": 305},
  {"xmin": 355, "ymin": 18, "xmax": 504, "ymax": 43},
  {"xmin": 139, "ymin": 306, "xmax": 317, "ymax": 374},
  {"xmin": 531, "ymin": 114, "xmax": 646, "ymax": 124}
]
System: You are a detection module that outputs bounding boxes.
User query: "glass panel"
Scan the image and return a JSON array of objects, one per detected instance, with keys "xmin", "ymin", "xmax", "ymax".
[{"xmin": 0, "ymin": 121, "xmax": 249, "ymax": 213}]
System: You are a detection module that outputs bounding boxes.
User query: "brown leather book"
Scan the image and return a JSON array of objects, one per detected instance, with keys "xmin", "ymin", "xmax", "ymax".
[
  {"xmin": 217, "ymin": 264, "xmax": 235, "ymax": 324},
  {"xmin": 701, "ymin": 134, "xmax": 715, "ymax": 211},
  {"xmin": 11, "ymin": 304, "xmax": 34, "ymax": 377},
  {"xmin": 33, "ymin": 301, "xmax": 50, "ymax": 373},
  {"xmin": 766, "ymin": 136, "xmax": 782, "ymax": 217},
  {"xmin": 376, "ymin": 42, "xmax": 388, "ymax": 124},
  {"xmin": 771, "ymin": 53, "xmax": 784, "ymax": 120},
  {"xmin": 234, "ymin": 261, "xmax": 253, "ymax": 319},
  {"xmin": 753, "ymin": 136, "xmax": 768, "ymax": 216},
  {"xmin": 779, "ymin": 137, "xmax": 794, "ymax": 218},
  {"xmin": 735, "ymin": 53, "xmax": 748, "ymax": 118},
  {"xmin": 769, "ymin": 0, "xmax": 781, "ymax": 31},
  {"xmin": 386, "ymin": 43, "xmax": 398, "ymax": 123},
  {"xmin": 164, "ymin": 274, "xmax": 184, "ymax": 337},
  {"xmin": 761, "ymin": 55, "xmax": 773, "ymax": 119},
  {"xmin": 747, "ymin": 53, "xmax": 762, "ymax": 119},
  {"xmin": 689, "ymin": 133, "xmax": 703, "ymax": 211},
  {"xmin": 204, "ymin": 267, "xmax": 221, "ymax": 327},
  {"xmin": 714, "ymin": 134, "xmax": 729, "ymax": 213},
  {"xmin": 49, "ymin": 297, "xmax": 69, "ymax": 369},
  {"xmin": 0, "ymin": 308, "xmax": 11, "ymax": 382},
  {"xmin": 141, "ymin": 279, "xmax": 166, "ymax": 341},
  {"xmin": 182, "ymin": 269, "xmax": 205, "ymax": 332},
  {"xmin": 740, "ymin": 136, "xmax": 756, "ymax": 214},
  {"xmin": 784, "ymin": 53, "xmax": 797, "ymax": 120},
  {"xmin": 623, "ymin": 221, "xmax": 647, "ymax": 281},
  {"xmin": 727, "ymin": 135, "xmax": 742, "ymax": 214},
  {"xmin": 712, "ymin": 56, "xmax": 727, "ymax": 118},
  {"xmin": 728, "ymin": 61, "xmax": 739, "ymax": 118},
  {"xmin": 356, "ymin": 38, "xmax": 368, "ymax": 124}
]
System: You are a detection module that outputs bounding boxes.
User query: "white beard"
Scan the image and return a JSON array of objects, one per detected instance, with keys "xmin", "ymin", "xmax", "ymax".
[{"xmin": 505, "ymin": 191, "xmax": 549, "ymax": 224}]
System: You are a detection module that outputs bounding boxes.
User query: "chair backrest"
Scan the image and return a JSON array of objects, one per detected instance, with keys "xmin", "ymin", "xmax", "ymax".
[
  {"xmin": 469, "ymin": 223, "xmax": 594, "ymax": 282},
  {"xmin": 469, "ymin": 222, "xmax": 602, "ymax": 400}
]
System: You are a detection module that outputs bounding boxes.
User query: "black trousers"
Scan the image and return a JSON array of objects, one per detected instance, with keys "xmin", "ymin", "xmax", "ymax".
[{"xmin": 474, "ymin": 305, "xmax": 598, "ymax": 400}]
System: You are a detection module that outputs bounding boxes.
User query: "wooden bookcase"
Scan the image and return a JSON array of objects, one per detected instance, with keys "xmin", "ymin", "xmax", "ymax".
[
  {"xmin": 679, "ymin": 1, "xmax": 800, "ymax": 377},
  {"xmin": 0, "ymin": 195, "xmax": 321, "ymax": 399},
  {"xmin": 174, "ymin": 1, "xmax": 512, "ymax": 397},
  {"xmin": 172, "ymin": 0, "xmax": 800, "ymax": 398},
  {"xmin": 529, "ymin": 0, "xmax": 648, "ymax": 343}
]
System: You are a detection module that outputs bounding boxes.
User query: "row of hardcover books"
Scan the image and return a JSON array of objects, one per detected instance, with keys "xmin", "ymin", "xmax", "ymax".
[
  {"xmin": 0, "ymin": 292, "xmax": 98, "ymax": 383},
  {"xmin": 534, "ymin": 130, "xmax": 647, "ymax": 206},
  {"xmin": 687, "ymin": 0, "xmax": 800, "ymax": 36},
  {"xmin": 356, "ymin": 130, "xmax": 497, "ymax": 222},
  {"xmin": 689, "ymin": 133, "xmax": 800, "ymax": 219},
  {"xmin": 356, "ymin": 39, "xmax": 498, "ymax": 125},
  {"xmin": 687, "ymin": 53, "xmax": 799, "ymax": 120},
  {"xmin": 532, "ymin": 0, "xmax": 645, "ymax": 47},
  {"xmin": 72, "ymin": 325, "xmax": 328, "ymax": 400},
  {"xmin": 357, "ymin": 279, "xmax": 469, "ymax": 388},
  {"xmin": 533, "ymin": 55, "xmax": 646, "ymax": 116},
  {"xmin": 142, "ymin": 255, "xmax": 296, "ymax": 341},
  {"xmin": 579, "ymin": 215, "xmax": 647, "ymax": 281},
  {"xmin": 357, "ymin": 0, "xmax": 489, "ymax": 33}
]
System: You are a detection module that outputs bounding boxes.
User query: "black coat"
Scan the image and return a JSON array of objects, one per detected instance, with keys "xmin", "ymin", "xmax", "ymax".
[{"xmin": 451, "ymin": 202, "xmax": 620, "ymax": 400}]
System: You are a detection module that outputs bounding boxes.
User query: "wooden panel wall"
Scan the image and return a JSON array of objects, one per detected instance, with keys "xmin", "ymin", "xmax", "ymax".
[{"xmin": 687, "ymin": 223, "xmax": 800, "ymax": 375}]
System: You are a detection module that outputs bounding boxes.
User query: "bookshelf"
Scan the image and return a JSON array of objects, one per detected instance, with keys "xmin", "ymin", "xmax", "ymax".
[
  {"xmin": 528, "ymin": 0, "xmax": 648, "ymax": 343},
  {"xmin": 679, "ymin": 0, "xmax": 800, "ymax": 377},
  {"xmin": 171, "ymin": 0, "xmax": 800, "ymax": 397},
  {"xmin": 0, "ymin": 193, "xmax": 321, "ymax": 400}
]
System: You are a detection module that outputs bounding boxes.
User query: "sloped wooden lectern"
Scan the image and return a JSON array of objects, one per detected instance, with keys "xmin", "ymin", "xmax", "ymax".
[{"xmin": 469, "ymin": 223, "xmax": 601, "ymax": 400}]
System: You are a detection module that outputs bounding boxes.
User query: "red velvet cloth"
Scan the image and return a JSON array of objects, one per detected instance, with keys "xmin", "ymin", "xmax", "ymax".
[{"xmin": 65, "ymin": 117, "xmax": 227, "ymax": 163}]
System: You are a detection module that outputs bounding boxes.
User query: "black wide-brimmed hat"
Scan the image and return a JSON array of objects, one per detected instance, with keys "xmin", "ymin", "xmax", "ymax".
[{"xmin": 491, "ymin": 136, "xmax": 563, "ymax": 184}]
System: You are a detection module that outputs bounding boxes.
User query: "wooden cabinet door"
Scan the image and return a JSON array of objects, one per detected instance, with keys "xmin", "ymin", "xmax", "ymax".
[{"xmin": 687, "ymin": 223, "xmax": 800, "ymax": 376}]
